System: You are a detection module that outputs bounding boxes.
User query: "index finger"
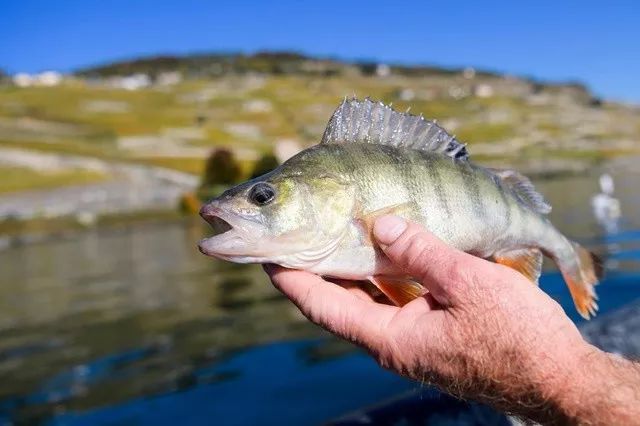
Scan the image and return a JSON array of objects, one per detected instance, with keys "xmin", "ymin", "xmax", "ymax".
[{"xmin": 263, "ymin": 265, "xmax": 397, "ymax": 349}]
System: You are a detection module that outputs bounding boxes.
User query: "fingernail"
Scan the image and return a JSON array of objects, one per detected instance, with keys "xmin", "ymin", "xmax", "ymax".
[{"xmin": 373, "ymin": 215, "xmax": 407, "ymax": 246}]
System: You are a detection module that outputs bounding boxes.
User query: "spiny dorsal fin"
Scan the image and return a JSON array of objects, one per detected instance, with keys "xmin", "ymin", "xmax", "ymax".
[
  {"xmin": 491, "ymin": 168, "xmax": 552, "ymax": 214},
  {"xmin": 321, "ymin": 98, "xmax": 469, "ymax": 161}
]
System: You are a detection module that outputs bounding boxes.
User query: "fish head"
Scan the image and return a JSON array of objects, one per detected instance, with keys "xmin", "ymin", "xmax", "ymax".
[{"xmin": 198, "ymin": 170, "xmax": 355, "ymax": 265}]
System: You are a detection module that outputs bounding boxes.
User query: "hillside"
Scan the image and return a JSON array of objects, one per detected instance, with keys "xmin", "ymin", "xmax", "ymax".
[
  {"xmin": 76, "ymin": 51, "xmax": 496, "ymax": 79},
  {"xmin": 0, "ymin": 52, "xmax": 639, "ymax": 223}
]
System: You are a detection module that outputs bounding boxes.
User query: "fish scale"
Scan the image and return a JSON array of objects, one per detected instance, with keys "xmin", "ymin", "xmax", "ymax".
[{"xmin": 199, "ymin": 98, "xmax": 603, "ymax": 320}]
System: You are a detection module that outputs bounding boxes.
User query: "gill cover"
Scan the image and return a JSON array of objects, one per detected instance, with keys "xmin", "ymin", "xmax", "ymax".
[{"xmin": 276, "ymin": 173, "xmax": 357, "ymax": 268}]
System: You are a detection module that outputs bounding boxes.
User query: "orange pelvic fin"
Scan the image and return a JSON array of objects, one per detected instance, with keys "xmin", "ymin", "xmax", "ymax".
[
  {"xmin": 369, "ymin": 276, "xmax": 427, "ymax": 306},
  {"xmin": 494, "ymin": 248, "xmax": 543, "ymax": 284}
]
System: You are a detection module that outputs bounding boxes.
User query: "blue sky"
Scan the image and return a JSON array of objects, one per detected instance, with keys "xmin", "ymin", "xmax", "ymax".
[{"xmin": 1, "ymin": 0, "xmax": 639, "ymax": 102}]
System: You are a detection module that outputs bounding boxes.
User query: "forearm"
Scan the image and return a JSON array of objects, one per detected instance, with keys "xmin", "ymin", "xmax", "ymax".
[
  {"xmin": 458, "ymin": 339, "xmax": 640, "ymax": 425},
  {"xmin": 539, "ymin": 343, "xmax": 640, "ymax": 425}
]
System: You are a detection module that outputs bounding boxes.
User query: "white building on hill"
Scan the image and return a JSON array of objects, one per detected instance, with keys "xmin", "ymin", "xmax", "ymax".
[{"xmin": 12, "ymin": 71, "xmax": 63, "ymax": 87}]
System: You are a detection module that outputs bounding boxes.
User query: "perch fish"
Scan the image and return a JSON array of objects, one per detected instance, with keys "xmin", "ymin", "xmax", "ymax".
[{"xmin": 198, "ymin": 98, "xmax": 602, "ymax": 319}]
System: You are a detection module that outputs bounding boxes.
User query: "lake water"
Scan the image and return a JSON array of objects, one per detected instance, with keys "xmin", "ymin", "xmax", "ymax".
[{"xmin": 1, "ymin": 158, "xmax": 640, "ymax": 425}]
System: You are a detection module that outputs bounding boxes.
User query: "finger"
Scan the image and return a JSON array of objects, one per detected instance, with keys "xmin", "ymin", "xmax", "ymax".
[
  {"xmin": 263, "ymin": 265, "xmax": 397, "ymax": 348},
  {"xmin": 345, "ymin": 286, "xmax": 379, "ymax": 302},
  {"xmin": 330, "ymin": 279, "xmax": 379, "ymax": 303},
  {"xmin": 373, "ymin": 215, "xmax": 491, "ymax": 306}
]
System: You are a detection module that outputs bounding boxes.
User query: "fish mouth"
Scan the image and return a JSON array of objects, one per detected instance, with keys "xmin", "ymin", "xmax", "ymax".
[
  {"xmin": 198, "ymin": 202, "xmax": 260, "ymax": 261},
  {"xmin": 206, "ymin": 215, "xmax": 234, "ymax": 236}
]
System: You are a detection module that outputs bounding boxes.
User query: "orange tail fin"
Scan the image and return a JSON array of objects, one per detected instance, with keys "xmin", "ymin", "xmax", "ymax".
[{"xmin": 558, "ymin": 243, "xmax": 603, "ymax": 320}]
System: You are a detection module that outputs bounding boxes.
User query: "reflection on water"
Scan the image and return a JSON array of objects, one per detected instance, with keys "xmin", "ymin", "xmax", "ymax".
[
  {"xmin": 0, "ymin": 219, "xmax": 329, "ymax": 424},
  {"xmin": 1, "ymin": 158, "xmax": 640, "ymax": 425}
]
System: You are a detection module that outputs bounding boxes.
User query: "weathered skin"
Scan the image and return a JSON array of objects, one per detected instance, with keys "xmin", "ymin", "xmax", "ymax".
[{"xmin": 199, "ymin": 143, "xmax": 571, "ymax": 279}]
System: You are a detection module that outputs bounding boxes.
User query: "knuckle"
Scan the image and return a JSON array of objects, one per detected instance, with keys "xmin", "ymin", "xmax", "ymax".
[
  {"xmin": 401, "ymin": 232, "xmax": 433, "ymax": 274},
  {"xmin": 440, "ymin": 257, "xmax": 472, "ymax": 290}
]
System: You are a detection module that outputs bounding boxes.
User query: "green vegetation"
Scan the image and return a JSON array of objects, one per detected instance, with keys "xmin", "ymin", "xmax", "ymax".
[
  {"xmin": 0, "ymin": 84, "xmax": 193, "ymax": 136},
  {"xmin": 134, "ymin": 156, "xmax": 206, "ymax": 175},
  {"xmin": 455, "ymin": 123, "xmax": 515, "ymax": 143},
  {"xmin": 538, "ymin": 121, "xmax": 564, "ymax": 138},
  {"xmin": 0, "ymin": 166, "xmax": 106, "ymax": 194},
  {"xmin": 0, "ymin": 138, "xmax": 118, "ymax": 159},
  {"xmin": 250, "ymin": 152, "xmax": 279, "ymax": 179},
  {"xmin": 0, "ymin": 209, "xmax": 187, "ymax": 236},
  {"xmin": 201, "ymin": 149, "xmax": 241, "ymax": 187},
  {"xmin": 75, "ymin": 52, "xmax": 477, "ymax": 80},
  {"xmin": 1, "ymin": 52, "xmax": 639, "ymax": 197}
]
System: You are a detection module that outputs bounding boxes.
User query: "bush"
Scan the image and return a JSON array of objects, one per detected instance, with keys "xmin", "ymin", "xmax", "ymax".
[
  {"xmin": 178, "ymin": 192, "xmax": 201, "ymax": 214},
  {"xmin": 201, "ymin": 149, "xmax": 241, "ymax": 187},
  {"xmin": 250, "ymin": 153, "xmax": 280, "ymax": 179}
]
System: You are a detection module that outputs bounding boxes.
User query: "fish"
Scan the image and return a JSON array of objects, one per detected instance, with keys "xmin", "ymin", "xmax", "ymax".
[{"xmin": 198, "ymin": 98, "xmax": 602, "ymax": 319}]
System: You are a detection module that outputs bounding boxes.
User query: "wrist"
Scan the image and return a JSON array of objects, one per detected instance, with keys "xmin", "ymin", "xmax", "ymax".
[
  {"xmin": 508, "ymin": 336, "xmax": 596, "ymax": 424},
  {"xmin": 451, "ymin": 331, "xmax": 597, "ymax": 423},
  {"xmin": 543, "ymin": 341, "xmax": 640, "ymax": 425}
]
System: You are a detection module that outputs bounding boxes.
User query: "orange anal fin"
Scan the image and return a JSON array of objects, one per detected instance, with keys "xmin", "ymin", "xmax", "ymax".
[
  {"xmin": 369, "ymin": 276, "xmax": 426, "ymax": 307},
  {"xmin": 563, "ymin": 275, "xmax": 599, "ymax": 320},
  {"xmin": 560, "ymin": 244, "xmax": 601, "ymax": 320},
  {"xmin": 494, "ymin": 248, "xmax": 543, "ymax": 284},
  {"xmin": 357, "ymin": 202, "xmax": 415, "ymax": 244}
]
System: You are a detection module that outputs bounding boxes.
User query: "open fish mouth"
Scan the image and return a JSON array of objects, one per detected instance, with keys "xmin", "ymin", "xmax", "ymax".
[
  {"xmin": 198, "ymin": 202, "xmax": 260, "ymax": 261},
  {"xmin": 206, "ymin": 215, "xmax": 234, "ymax": 236}
]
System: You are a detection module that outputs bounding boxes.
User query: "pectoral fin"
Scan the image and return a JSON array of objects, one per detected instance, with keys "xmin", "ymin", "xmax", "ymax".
[
  {"xmin": 494, "ymin": 248, "xmax": 543, "ymax": 284},
  {"xmin": 369, "ymin": 276, "xmax": 427, "ymax": 306},
  {"xmin": 357, "ymin": 202, "xmax": 415, "ymax": 244}
]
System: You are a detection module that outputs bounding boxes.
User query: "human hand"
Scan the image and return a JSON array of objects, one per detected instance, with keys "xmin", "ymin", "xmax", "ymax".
[{"xmin": 264, "ymin": 215, "xmax": 631, "ymax": 423}]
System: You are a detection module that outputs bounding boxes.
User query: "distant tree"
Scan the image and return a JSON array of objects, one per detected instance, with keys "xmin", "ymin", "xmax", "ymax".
[
  {"xmin": 201, "ymin": 149, "xmax": 241, "ymax": 187},
  {"xmin": 358, "ymin": 62, "xmax": 378, "ymax": 76},
  {"xmin": 590, "ymin": 97, "xmax": 603, "ymax": 108},
  {"xmin": 250, "ymin": 153, "xmax": 280, "ymax": 179}
]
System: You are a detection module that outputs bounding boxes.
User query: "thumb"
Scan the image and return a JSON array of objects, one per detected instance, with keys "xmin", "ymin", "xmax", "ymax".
[{"xmin": 373, "ymin": 215, "xmax": 487, "ymax": 306}]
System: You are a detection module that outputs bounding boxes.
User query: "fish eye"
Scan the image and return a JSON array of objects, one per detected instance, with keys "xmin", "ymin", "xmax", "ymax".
[{"xmin": 249, "ymin": 182, "xmax": 276, "ymax": 206}]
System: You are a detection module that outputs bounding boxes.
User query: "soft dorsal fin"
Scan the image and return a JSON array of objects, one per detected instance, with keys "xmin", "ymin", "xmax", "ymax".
[
  {"xmin": 321, "ymin": 98, "xmax": 469, "ymax": 161},
  {"xmin": 490, "ymin": 168, "xmax": 552, "ymax": 214}
]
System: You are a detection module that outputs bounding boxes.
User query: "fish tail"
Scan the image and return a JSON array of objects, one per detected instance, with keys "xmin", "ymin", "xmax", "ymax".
[{"xmin": 555, "ymin": 241, "xmax": 603, "ymax": 320}]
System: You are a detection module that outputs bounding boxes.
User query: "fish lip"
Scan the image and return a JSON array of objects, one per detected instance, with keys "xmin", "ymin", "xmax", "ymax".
[
  {"xmin": 199, "ymin": 203, "xmax": 234, "ymax": 233},
  {"xmin": 198, "ymin": 202, "xmax": 258, "ymax": 258}
]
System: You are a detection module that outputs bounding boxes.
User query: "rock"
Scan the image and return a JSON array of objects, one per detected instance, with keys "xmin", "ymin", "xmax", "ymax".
[
  {"xmin": 462, "ymin": 67, "xmax": 476, "ymax": 79},
  {"xmin": 398, "ymin": 88, "xmax": 415, "ymax": 101},
  {"xmin": 243, "ymin": 99, "xmax": 273, "ymax": 113},
  {"xmin": 474, "ymin": 84, "xmax": 494, "ymax": 98},
  {"xmin": 224, "ymin": 122, "xmax": 262, "ymax": 140},
  {"xmin": 274, "ymin": 139, "xmax": 302, "ymax": 163},
  {"xmin": 581, "ymin": 301, "xmax": 640, "ymax": 358}
]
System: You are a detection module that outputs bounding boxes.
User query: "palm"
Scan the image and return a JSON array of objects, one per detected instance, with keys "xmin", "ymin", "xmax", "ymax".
[{"xmin": 263, "ymin": 217, "xmax": 614, "ymax": 425}]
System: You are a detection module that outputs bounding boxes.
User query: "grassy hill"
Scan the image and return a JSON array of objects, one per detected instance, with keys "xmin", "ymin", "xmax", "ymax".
[
  {"xmin": 0, "ymin": 52, "xmax": 638, "ymax": 190},
  {"xmin": 76, "ymin": 51, "xmax": 498, "ymax": 79}
]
